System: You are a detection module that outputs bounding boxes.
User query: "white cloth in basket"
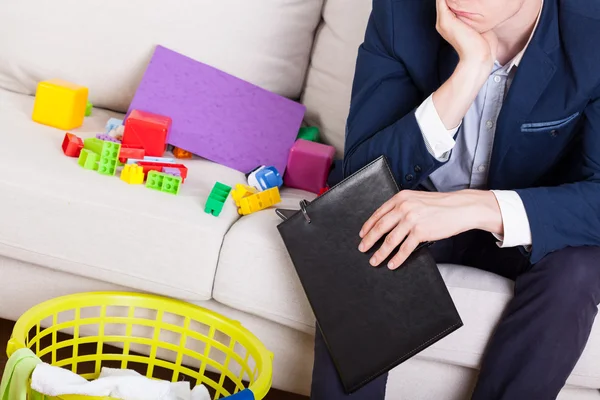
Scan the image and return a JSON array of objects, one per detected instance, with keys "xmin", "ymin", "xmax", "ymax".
[{"xmin": 31, "ymin": 365, "xmax": 210, "ymax": 400}]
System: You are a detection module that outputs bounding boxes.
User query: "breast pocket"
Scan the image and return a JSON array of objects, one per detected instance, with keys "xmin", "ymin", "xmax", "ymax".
[{"xmin": 521, "ymin": 112, "xmax": 581, "ymax": 136}]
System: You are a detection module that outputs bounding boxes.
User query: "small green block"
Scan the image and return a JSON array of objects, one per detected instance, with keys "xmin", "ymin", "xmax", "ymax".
[
  {"xmin": 78, "ymin": 149, "xmax": 99, "ymax": 170},
  {"xmin": 146, "ymin": 170, "xmax": 165, "ymax": 190},
  {"xmin": 85, "ymin": 100, "xmax": 93, "ymax": 117},
  {"xmin": 97, "ymin": 141, "xmax": 121, "ymax": 176},
  {"xmin": 297, "ymin": 126, "xmax": 320, "ymax": 142},
  {"xmin": 205, "ymin": 182, "xmax": 232, "ymax": 216},
  {"xmin": 145, "ymin": 171, "xmax": 182, "ymax": 195},
  {"xmin": 160, "ymin": 175, "xmax": 182, "ymax": 195},
  {"xmin": 84, "ymin": 138, "xmax": 103, "ymax": 154}
]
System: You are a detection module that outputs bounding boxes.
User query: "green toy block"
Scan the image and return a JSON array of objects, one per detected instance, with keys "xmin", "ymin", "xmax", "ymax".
[
  {"xmin": 85, "ymin": 100, "xmax": 93, "ymax": 117},
  {"xmin": 146, "ymin": 170, "xmax": 182, "ymax": 195},
  {"xmin": 78, "ymin": 149, "xmax": 99, "ymax": 170},
  {"xmin": 83, "ymin": 138, "xmax": 103, "ymax": 154},
  {"xmin": 297, "ymin": 126, "xmax": 320, "ymax": 142},
  {"xmin": 97, "ymin": 141, "xmax": 121, "ymax": 176},
  {"xmin": 205, "ymin": 182, "xmax": 232, "ymax": 216}
]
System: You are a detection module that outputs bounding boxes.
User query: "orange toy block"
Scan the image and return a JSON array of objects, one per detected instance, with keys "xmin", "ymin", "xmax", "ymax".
[{"xmin": 173, "ymin": 146, "xmax": 193, "ymax": 159}]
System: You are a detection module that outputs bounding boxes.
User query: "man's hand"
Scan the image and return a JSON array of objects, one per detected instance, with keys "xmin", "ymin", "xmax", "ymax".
[
  {"xmin": 357, "ymin": 190, "xmax": 503, "ymax": 270},
  {"xmin": 436, "ymin": 0, "xmax": 498, "ymax": 67},
  {"xmin": 432, "ymin": 0, "xmax": 498, "ymax": 130}
]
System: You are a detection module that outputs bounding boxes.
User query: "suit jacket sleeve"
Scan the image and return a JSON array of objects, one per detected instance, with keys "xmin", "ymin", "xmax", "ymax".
[
  {"xmin": 516, "ymin": 92, "xmax": 600, "ymax": 263},
  {"xmin": 343, "ymin": 0, "xmax": 444, "ymax": 187}
]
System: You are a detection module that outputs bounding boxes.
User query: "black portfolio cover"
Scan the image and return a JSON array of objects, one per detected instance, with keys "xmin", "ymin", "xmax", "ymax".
[{"xmin": 276, "ymin": 156, "xmax": 463, "ymax": 393}]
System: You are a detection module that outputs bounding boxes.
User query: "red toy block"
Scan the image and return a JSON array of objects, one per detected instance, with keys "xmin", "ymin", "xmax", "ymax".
[
  {"xmin": 283, "ymin": 139, "xmax": 335, "ymax": 194},
  {"xmin": 122, "ymin": 109, "xmax": 172, "ymax": 157},
  {"xmin": 318, "ymin": 186, "xmax": 330, "ymax": 196},
  {"xmin": 62, "ymin": 132, "xmax": 84, "ymax": 157},
  {"xmin": 118, "ymin": 145, "xmax": 145, "ymax": 163},
  {"xmin": 137, "ymin": 161, "xmax": 188, "ymax": 183}
]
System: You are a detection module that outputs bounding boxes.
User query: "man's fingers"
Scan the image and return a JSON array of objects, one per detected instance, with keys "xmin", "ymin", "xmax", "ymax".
[
  {"xmin": 358, "ymin": 212, "xmax": 402, "ymax": 255},
  {"xmin": 370, "ymin": 223, "xmax": 410, "ymax": 267},
  {"xmin": 359, "ymin": 198, "xmax": 397, "ymax": 238},
  {"xmin": 388, "ymin": 235, "xmax": 420, "ymax": 270}
]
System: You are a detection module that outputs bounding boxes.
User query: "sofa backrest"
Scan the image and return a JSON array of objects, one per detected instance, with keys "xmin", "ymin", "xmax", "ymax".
[
  {"xmin": 0, "ymin": 0, "xmax": 323, "ymax": 113},
  {"xmin": 301, "ymin": 0, "xmax": 372, "ymax": 157}
]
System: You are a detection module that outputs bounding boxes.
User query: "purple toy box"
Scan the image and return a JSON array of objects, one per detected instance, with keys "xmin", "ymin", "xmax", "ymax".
[{"xmin": 283, "ymin": 139, "xmax": 335, "ymax": 194}]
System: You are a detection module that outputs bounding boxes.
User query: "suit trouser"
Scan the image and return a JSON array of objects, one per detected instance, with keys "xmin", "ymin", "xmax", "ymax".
[{"xmin": 309, "ymin": 230, "xmax": 600, "ymax": 400}]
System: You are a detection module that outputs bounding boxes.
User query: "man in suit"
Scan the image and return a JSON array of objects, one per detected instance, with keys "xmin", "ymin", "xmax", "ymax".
[{"xmin": 310, "ymin": 0, "xmax": 600, "ymax": 399}]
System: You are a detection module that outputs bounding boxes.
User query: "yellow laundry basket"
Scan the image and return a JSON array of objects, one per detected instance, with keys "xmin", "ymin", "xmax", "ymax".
[{"xmin": 6, "ymin": 292, "xmax": 273, "ymax": 400}]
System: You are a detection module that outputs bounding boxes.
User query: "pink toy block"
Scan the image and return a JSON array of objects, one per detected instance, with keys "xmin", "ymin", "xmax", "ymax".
[{"xmin": 283, "ymin": 139, "xmax": 335, "ymax": 194}]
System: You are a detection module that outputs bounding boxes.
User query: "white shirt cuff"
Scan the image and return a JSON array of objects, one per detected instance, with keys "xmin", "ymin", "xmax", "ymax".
[
  {"xmin": 415, "ymin": 94, "xmax": 460, "ymax": 161},
  {"xmin": 491, "ymin": 190, "xmax": 533, "ymax": 248}
]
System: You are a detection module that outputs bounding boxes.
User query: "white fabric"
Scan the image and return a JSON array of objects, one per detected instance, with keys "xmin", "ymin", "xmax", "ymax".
[
  {"xmin": 0, "ymin": 0, "xmax": 324, "ymax": 113},
  {"xmin": 0, "ymin": 88, "xmax": 245, "ymax": 300},
  {"xmin": 415, "ymin": 94, "xmax": 460, "ymax": 161},
  {"xmin": 301, "ymin": 0, "xmax": 372, "ymax": 156},
  {"xmin": 31, "ymin": 365, "xmax": 190, "ymax": 400},
  {"xmin": 491, "ymin": 190, "xmax": 534, "ymax": 247}
]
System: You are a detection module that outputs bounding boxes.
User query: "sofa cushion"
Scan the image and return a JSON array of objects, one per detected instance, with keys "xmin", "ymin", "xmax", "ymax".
[
  {"xmin": 0, "ymin": 0, "xmax": 324, "ymax": 113},
  {"xmin": 301, "ymin": 0, "xmax": 372, "ymax": 155},
  {"xmin": 214, "ymin": 209, "xmax": 600, "ymax": 386},
  {"xmin": 0, "ymin": 88, "xmax": 244, "ymax": 300}
]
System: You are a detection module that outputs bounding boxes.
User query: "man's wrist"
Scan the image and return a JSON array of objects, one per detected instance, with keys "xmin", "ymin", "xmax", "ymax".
[{"xmin": 455, "ymin": 190, "xmax": 504, "ymax": 235}]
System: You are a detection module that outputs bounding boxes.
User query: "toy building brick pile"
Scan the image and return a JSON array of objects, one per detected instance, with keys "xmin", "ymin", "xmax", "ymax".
[{"xmin": 33, "ymin": 45, "xmax": 336, "ymax": 217}]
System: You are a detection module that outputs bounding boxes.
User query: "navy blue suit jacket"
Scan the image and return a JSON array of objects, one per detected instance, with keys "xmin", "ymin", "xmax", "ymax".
[{"xmin": 343, "ymin": 0, "xmax": 600, "ymax": 263}]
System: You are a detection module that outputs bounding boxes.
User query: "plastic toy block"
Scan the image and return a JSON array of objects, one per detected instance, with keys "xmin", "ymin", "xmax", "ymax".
[
  {"xmin": 297, "ymin": 126, "xmax": 320, "ymax": 142},
  {"xmin": 238, "ymin": 187, "xmax": 281, "ymax": 216},
  {"xmin": 283, "ymin": 139, "xmax": 335, "ymax": 194},
  {"xmin": 172, "ymin": 146, "xmax": 193, "ymax": 159},
  {"xmin": 78, "ymin": 149, "xmax": 99, "ymax": 170},
  {"xmin": 62, "ymin": 132, "xmax": 84, "ymax": 157},
  {"xmin": 318, "ymin": 186, "xmax": 330, "ymax": 196},
  {"xmin": 96, "ymin": 133, "xmax": 121, "ymax": 143},
  {"xmin": 146, "ymin": 170, "xmax": 182, "ymax": 195},
  {"xmin": 120, "ymin": 164, "xmax": 145, "ymax": 184},
  {"xmin": 143, "ymin": 156, "xmax": 176, "ymax": 163},
  {"xmin": 85, "ymin": 100, "xmax": 93, "ymax": 117},
  {"xmin": 32, "ymin": 79, "xmax": 88, "ymax": 130},
  {"xmin": 118, "ymin": 145, "xmax": 145, "ymax": 163},
  {"xmin": 123, "ymin": 109, "xmax": 172, "ymax": 157},
  {"xmin": 162, "ymin": 167, "xmax": 181, "ymax": 177},
  {"xmin": 105, "ymin": 118, "xmax": 124, "ymax": 133},
  {"xmin": 97, "ymin": 141, "xmax": 122, "ymax": 176},
  {"xmin": 247, "ymin": 165, "xmax": 283, "ymax": 191},
  {"xmin": 137, "ymin": 161, "xmax": 188, "ymax": 182},
  {"xmin": 84, "ymin": 138, "xmax": 104, "ymax": 154},
  {"xmin": 231, "ymin": 184, "xmax": 257, "ymax": 207},
  {"xmin": 205, "ymin": 182, "xmax": 232, "ymax": 217}
]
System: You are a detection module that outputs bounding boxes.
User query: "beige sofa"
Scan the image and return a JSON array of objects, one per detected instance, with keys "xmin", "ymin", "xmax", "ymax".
[{"xmin": 1, "ymin": 0, "xmax": 599, "ymax": 398}]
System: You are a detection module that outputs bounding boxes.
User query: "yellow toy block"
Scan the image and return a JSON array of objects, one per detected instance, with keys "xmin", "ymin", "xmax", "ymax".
[
  {"xmin": 231, "ymin": 184, "xmax": 257, "ymax": 207},
  {"xmin": 32, "ymin": 79, "xmax": 89, "ymax": 130},
  {"xmin": 120, "ymin": 164, "xmax": 145, "ymax": 185},
  {"xmin": 238, "ymin": 187, "xmax": 281, "ymax": 216}
]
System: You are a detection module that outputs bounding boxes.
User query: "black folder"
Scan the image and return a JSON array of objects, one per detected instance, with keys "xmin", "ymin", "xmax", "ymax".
[{"xmin": 276, "ymin": 156, "xmax": 463, "ymax": 393}]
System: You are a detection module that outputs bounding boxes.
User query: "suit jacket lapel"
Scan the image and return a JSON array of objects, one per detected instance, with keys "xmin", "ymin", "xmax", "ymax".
[{"xmin": 490, "ymin": 0, "xmax": 559, "ymax": 183}]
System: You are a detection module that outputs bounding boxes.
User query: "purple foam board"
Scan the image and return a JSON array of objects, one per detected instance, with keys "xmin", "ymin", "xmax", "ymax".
[{"xmin": 127, "ymin": 45, "xmax": 306, "ymax": 174}]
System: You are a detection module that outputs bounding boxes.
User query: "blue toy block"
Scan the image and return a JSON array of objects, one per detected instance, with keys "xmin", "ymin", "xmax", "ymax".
[
  {"xmin": 143, "ymin": 156, "xmax": 176, "ymax": 163},
  {"xmin": 105, "ymin": 118, "xmax": 124, "ymax": 134}
]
